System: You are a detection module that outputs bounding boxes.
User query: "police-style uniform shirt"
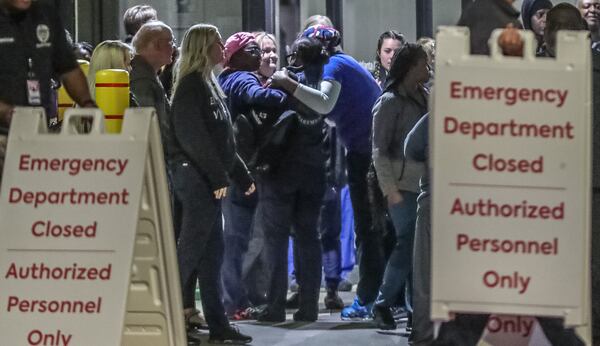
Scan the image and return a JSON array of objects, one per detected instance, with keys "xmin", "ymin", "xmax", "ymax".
[{"xmin": 0, "ymin": 0, "xmax": 78, "ymax": 128}]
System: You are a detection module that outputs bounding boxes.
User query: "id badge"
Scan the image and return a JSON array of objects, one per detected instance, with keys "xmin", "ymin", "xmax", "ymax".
[{"xmin": 26, "ymin": 79, "xmax": 41, "ymax": 105}]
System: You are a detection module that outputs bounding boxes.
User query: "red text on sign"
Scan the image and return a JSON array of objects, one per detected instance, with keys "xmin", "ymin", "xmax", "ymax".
[
  {"xmin": 27, "ymin": 329, "xmax": 72, "ymax": 346},
  {"xmin": 449, "ymin": 81, "xmax": 569, "ymax": 108},
  {"xmin": 450, "ymin": 198, "xmax": 564, "ymax": 220},
  {"xmin": 486, "ymin": 315, "xmax": 534, "ymax": 337},
  {"xmin": 456, "ymin": 234, "xmax": 558, "ymax": 255},
  {"xmin": 5, "ymin": 263, "xmax": 112, "ymax": 281},
  {"xmin": 472, "ymin": 153, "xmax": 543, "ymax": 173},
  {"xmin": 8, "ymin": 187, "xmax": 130, "ymax": 208},
  {"xmin": 483, "ymin": 270, "xmax": 531, "ymax": 294},
  {"xmin": 7, "ymin": 296, "xmax": 102, "ymax": 314},
  {"xmin": 31, "ymin": 220, "xmax": 97, "ymax": 238},
  {"xmin": 18, "ymin": 154, "xmax": 128, "ymax": 176},
  {"xmin": 443, "ymin": 116, "xmax": 575, "ymax": 140}
]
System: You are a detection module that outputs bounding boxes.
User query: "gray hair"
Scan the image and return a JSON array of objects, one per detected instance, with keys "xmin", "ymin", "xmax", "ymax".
[{"xmin": 131, "ymin": 20, "xmax": 173, "ymax": 53}]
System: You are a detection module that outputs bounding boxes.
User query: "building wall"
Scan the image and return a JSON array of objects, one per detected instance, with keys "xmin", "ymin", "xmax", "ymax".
[
  {"xmin": 300, "ymin": 0, "xmax": 327, "ymax": 29},
  {"xmin": 433, "ymin": 0, "xmax": 462, "ymax": 35},
  {"xmin": 342, "ymin": 0, "xmax": 416, "ymax": 63},
  {"xmin": 71, "ymin": 0, "xmax": 584, "ymax": 55},
  {"xmin": 118, "ymin": 0, "xmax": 242, "ymax": 42},
  {"xmin": 75, "ymin": 0, "xmax": 120, "ymax": 44}
]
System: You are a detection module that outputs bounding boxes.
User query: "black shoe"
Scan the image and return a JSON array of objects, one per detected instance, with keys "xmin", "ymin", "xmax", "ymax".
[
  {"xmin": 208, "ymin": 325, "xmax": 252, "ymax": 344},
  {"xmin": 405, "ymin": 312, "xmax": 413, "ymax": 333},
  {"xmin": 285, "ymin": 292, "xmax": 299, "ymax": 309},
  {"xmin": 186, "ymin": 328, "xmax": 204, "ymax": 344},
  {"xmin": 373, "ymin": 305, "xmax": 397, "ymax": 330},
  {"xmin": 185, "ymin": 309, "xmax": 209, "ymax": 330},
  {"xmin": 337, "ymin": 279, "xmax": 353, "ymax": 292},
  {"xmin": 324, "ymin": 290, "xmax": 344, "ymax": 310},
  {"xmin": 249, "ymin": 304, "xmax": 268, "ymax": 318},
  {"xmin": 293, "ymin": 309, "xmax": 318, "ymax": 322},
  {"xmin": 391, "ymin": 305, "xmax": 409, "ymax": 322},
  {"xmin": 256, "ymin": 308, "xmax": 286, "ymax": 323}
]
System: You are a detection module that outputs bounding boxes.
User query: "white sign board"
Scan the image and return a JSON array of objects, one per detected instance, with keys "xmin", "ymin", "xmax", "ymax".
[
  {"xmin": 431, "ymin": 27, "xmax": 591, "ymax": 327},
  {"xmin": 0, "ymin": 108, "xmax": 149, "ymax": 346}
]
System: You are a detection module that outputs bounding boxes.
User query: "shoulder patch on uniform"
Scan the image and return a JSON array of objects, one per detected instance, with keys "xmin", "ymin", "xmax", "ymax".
[{"xmin": 36, "ymin": 24, "xmax": 50, "ymax": 43}]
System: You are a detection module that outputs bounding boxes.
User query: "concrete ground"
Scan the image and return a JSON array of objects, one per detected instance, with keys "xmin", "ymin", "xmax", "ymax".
[{"xmin": 193, "ymin": 291, "xmax": 410, "ymax": 346}]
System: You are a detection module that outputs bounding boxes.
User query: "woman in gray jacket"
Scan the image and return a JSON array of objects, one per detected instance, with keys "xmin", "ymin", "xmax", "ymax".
[{"xmin": 371, "ymin": 43, "xmax": 430, "ymax": 330}]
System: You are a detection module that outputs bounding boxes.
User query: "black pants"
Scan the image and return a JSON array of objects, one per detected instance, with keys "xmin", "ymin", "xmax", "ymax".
[
  {"xmin": 346, "ymin": 151, "xmax": 385, "ymax": 304},
  {"xmin": 172, "ymin": 161, "xmax": 228, "ymax": 334},
  {"xmin": 258, "ymin": 163, "xmax": 325, "ymax": 317},
  {"xmin": 241, "ymin": 208, "xmax": 270, "ymax": 307},
  {"xmin": 221, "ymin": 182, "xmax": 258, "ymax": 315},
  {"xmin": 434, "ymin": 314, "xmax": 584, "ymax": 346},
  {"xmin": 319, "ymin": 185, "xmax": 343, "ymax": 290}
]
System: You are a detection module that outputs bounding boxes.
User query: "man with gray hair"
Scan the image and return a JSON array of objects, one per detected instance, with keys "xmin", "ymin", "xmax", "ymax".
[
  {"xmin": 130, "ymin": 20, "xmax": 204, "ymax": 342},
  {"xmin": 130, "ymin": 20, "xmax": 174, "ymax": 150}
]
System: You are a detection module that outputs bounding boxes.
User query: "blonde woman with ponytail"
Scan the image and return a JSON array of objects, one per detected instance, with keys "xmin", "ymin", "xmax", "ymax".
[
  {"xmin": 167, "ymin": 24, "xmax": 254, "ymax": 345},
  {"xmin": 87, "ymin": 40, "xmax": 134, "ymax": 100}
]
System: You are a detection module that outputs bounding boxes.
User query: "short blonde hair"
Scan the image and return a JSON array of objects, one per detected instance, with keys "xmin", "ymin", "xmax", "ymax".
[
  {"xmin": 254, "ymin": 31, "xmax": 277, "ymax": 48},
  {"xmin": 132, "ymin": 20, "xmax": 173, "ymax": 53},
  {"xmin": 87, "ymin": 40, "xmax": 133, "ymax": 98},
  {"xmin": 302, "ymin": 15, "xmax": 333, "ymax": 31},
  {"xmin": 172, "ymin": 24, "xmax": 224, "ymax": 100}
]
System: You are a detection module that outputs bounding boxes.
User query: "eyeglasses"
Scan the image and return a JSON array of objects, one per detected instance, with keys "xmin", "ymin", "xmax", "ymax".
[{"xmin": 244, "ymin": 46, "xmax": 261, "ymax": 54}]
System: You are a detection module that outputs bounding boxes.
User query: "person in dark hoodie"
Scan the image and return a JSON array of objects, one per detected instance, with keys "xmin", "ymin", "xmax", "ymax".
[
  {"xmin": 167, "ymin": 24, "xmax": 253, "ymax": 344},
  {"xmin": 255, "ymin": 36, "xmax": 329, "ymax": 323},
  {"xmin": 521, "ymin": 0, "xmax": 553, "ymax": 54},
  {"xmin": 217, "ymin": 31, "xmax": 288, "ymax": 320},
  {"xmin": 457, "ymin": 0, "xmax": 522, "ymax": 55},
  {"xmin": 271, "ymin": 24, "xmax": 384, "ymax": 322}
]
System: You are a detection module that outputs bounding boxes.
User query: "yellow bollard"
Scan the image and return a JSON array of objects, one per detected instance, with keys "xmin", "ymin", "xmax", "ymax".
[
  {"xmin": 57, "ymin": 60, "xmax": 90, "ymax": 122},
  {"xmin": 95, "ymin": 69, "xmax": 129, "ymax": 133},
  {"xmin": 78, "ymin": 59, "xmax": 89, "ymax": 76}
]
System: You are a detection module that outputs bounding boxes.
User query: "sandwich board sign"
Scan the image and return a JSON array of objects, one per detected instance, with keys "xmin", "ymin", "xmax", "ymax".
[
  {"xmin": 431, "ymin": 27, "xmax": 591, "ymax": 344},
  {"xmin": 0, "ymin": 108, "xmax": 185, "ymax": 346}
]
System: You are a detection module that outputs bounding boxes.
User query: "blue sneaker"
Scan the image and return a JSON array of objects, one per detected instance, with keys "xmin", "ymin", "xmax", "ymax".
[{"xmin": 341, "ymin": 297, "xmax": 373, "ymax": 320}]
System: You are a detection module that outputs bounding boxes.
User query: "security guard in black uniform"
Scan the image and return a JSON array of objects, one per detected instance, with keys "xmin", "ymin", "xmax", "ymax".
[{"xmin": 0, "ymin": 0, "xmax": 93, "ymax": 183}]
